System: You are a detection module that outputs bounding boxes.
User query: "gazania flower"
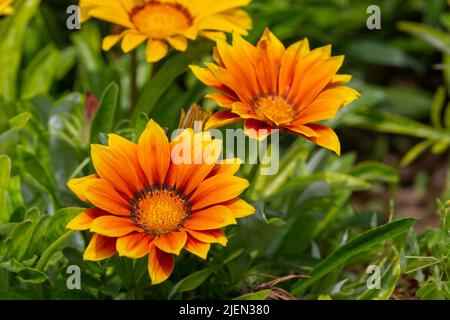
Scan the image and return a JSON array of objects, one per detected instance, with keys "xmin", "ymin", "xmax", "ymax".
[
  {"xmin": 0, "ymin": 0, "xmax": 13, "ymax": 15},
  {"xmin": 67, "ymin": 120, "xmax": 254, "ymax": 284},
  {"xmin": 190, "ymin": 29, "xmax": 361, "ymax": 155},
  {"xmin": 79, "ymin": 0, "xmax": 253, "ymax": 63}
]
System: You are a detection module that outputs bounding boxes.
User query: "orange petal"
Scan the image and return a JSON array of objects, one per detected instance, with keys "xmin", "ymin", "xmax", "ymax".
[
  {"xmin": 68, "ymin": 176, "xmax": 131, "ymax": 216},
  {"xmin": 305, "ymin": 124, "xmax": 341, "ymax": 156},
  {"xmin": 153, "ymin": 231, "xmax": 187, "ymax": 255},
  {"xmin": 83, "ymin": 178, "xmax": 131, "ymax": 216},
  {"xmin": 91, "ymin": 144, "xmax": 136, "ymax": 198},
  {"xmin": 185, "ymin": 228, "xmax": 228, "ymax": 246},
  {"xmin": 67, "ymin": 175, "xmax": 97, "ymax": 202},
  {"xmin": 116, "ymin": 233, "xmax": 152, "ymax": 259},
  {"xmin": 221, "ymin": 198, "xmax": 255, "ymax": 219},
  {"xmin": 205, "ymin": 93, "xmax": 236, "ymax": 109},
  {"xmin": 190, "ymin": 174, "xmax": 249, "ymax": 210},
  {"xmin": 180, "ymin": 139, "xmax": 223, "ymax": 195},
  {"xmin": 66, "ymin": 207, "xmax": 107, "ymax": 230},
  {"xmin": 294, "ymin": 56, "xmax": 345, "ymax": 110},
  {"xmin": 184, "ymin": 205, "xmax": 236, "ymax": 230},
  {"xmin": 208, "ymin": 158, "xmax": 242, "ymax": 178},
  {"xmin": 90, "ymin": 215, "xmax": 142, "ymax": 237},
  {"xmin": 107, "ymin": 133, "xmax": 147, "ymax": 192},
  {"xmin": 138, "ymin": 119, "xmax": 170, "ymax": 186},
  {"xmin": 284, "ymin": 124, "xmax": 319, "ymax": 138},
  {"xmin": 148, "ymin": 244, "xmax": 174, "ymax": 285},
  {"xmin": 83, "ymin": 234, "xmax": 117, "ymax": 261},
  {"xmin": 279, "ymin": 38, "xmax": 310, "ymax": 97},
  {"xmin": 295, "ymin": 86, "xmax": 360, "ymax": 124},
  {"xmin": 204, "ymin": 110, "xmax": 242, "ymax": 130},
  {"xmin": 184, "ymin": 235, "xmax": 210, "ymax": 259},
  {"xmin": 244, "ymin": 119, "xmax": 274, "ymax": 141}
]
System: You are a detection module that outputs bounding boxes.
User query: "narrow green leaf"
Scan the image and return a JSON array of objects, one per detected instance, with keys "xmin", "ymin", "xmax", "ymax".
[
  {"xmin": 398, "ymin": 21, "xmax": 450, "ymax": 54},
  {"xmin": 265, "ymin": 172, "xmax": 371, "ymax": 199},
  {"xmin": 0, "ymin": 0, "xmax": 41, "ymax": 101},
  {"xmin": 345, "ymin": 109, "xmax": 450, "ymax": 142},
  {"xmin": 21, "ymin": 45, "xmax": 60, "ymax": 99},
  {"xmin": 233, "ymin": 290, "xmax": 272, "ymax": 300},
  {"xmin": 168, "ymin": 268, "xmax": 215, "ymax": 299},
  {"xmin": 291, "ymin": 218, "xmax": 416, "ymax": 295},
  {"xmin": 90, "ymin": 82, "xmax": 119, "ymax": 144},
  {"xmin": 357, "ymin": 255, "xmax": 401, "ymax": 300},
  {"xmin": 400, "ymin": 140, "xmax": 434, "ymax": 166},
  {"xmin": 131, "ymin": 43, "xmax": 211, "ymax": 126},
  {"xmin": 0, "ymin": 155, "xmax": 11, "ymax": 223},
  {"xmin": 350, "ymin": 161, "xmax": 399, "ymax": 184},
  {"xmin": 430, "ymin": 86, "xmax": 446, "ymax": 129}
]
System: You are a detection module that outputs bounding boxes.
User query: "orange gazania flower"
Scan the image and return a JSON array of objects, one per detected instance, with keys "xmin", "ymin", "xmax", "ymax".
[
  {"xmin": 79, "ymin": 0, "xmax": 253, "ymax": 62},
  {"xmin": 0, "ymin": 0, "xmax": 13, "ymax": 15},
  {"xmin": 190, "ymin": 29, "xmax": 361, "ymax": 155},
  {"xmin": 67, "ymin": 120, "xmax": 254, "ymax": 284}
]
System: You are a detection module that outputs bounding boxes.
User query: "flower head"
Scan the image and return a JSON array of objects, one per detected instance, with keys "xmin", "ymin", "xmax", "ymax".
[
  {"xmin": 190, "ymin": 28, "xmax": 361, "ymax": 155},
  {"xmin": 79, "ymin": 0, "xmax": 253, "ymax": 62},
  {"xmin": 67, "ymin": 120, "xmax": 254, "ymax": 284},
  {"xmin": 0, "ymin": 0, "xmax": 13, "ymax": 15}
]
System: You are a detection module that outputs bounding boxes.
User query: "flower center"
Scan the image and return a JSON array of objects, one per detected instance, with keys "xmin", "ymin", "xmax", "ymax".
[
  {"xmin": 254, "ymin": 95, "xmax": 296, "ymax": 126},
  {"xmin": 130, "ymin": 1, "xmax": 193, "ymax": 38},
  {"xmin": 131, "ymin": 186, "xmax": 191, "ymax": 237}
]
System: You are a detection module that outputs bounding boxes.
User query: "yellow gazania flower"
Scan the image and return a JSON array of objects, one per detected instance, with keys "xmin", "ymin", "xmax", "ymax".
[
  {"xmin": 67, "ymin": 120, "xmax": 254, "ymax": 284},
  {"xmin": 79, "ymin": 0, "xmax": 253, "ymax": 63},
  {"xmin": 190, "ymin": 29, "xmax": 361, "ymax": 155},
  {"xmin": 0, "ymin": 0, "xmax": 13, "ymax": 15}
]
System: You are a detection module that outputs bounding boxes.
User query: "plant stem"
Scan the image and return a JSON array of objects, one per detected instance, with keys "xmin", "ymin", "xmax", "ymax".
[
  {"xmin": 131, "ymin": 50, "xmax": 138, "ymax": 112},
  {"xmin": 36, "ymin": 230, "xmax": 74, "ymax": 271}
]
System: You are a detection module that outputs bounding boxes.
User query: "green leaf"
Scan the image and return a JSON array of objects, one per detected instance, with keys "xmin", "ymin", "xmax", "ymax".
[
  {"xmin": 430, "ymin": 86, "xmax": 446, "ymax": 129},
  {"xmin": 265, "ymin": 172, "xmax": 371, "ymax": 199},
  {"xmin": 233, "ymin": 290, "xmax": 272, "ymax": 300},
  {"xmin": 345, "ymin": 109, "xmax": 450, "ymax": 142},
  {"xmin": 350, "ymin": 161, "xmax": 399, "ymax": 184},
  {"xmin": 357, "ymin": 255, "xmax": 401, "ymax": 300},
  {"xmin": 90, "ymin": 82, "xmax": 119, "ymax": 144},
  {"xmin": 19, "ymin": 149, "xmax": 58, "ymax": 205},
  {"xmin": 21, "ymin": 45, "xmax": 60, "ymax": 99},
  {"xmin": 0, "ymin": 155, "xmax": 11, "ymax": 223},
  {"xmin": 0, "ymin": 0, "xmax": 41, "ymax": 101},
  {"xmin": 131, "ymin": 43, "xmax": 211, "ymax": 126},
  {"xmin": 0, "ymin": 259, "xmax": 48, "ymax": 284},
  {"xmin": 398, "ymin": 21, "xmax": 450, "ymax": 55},
  {"xmin": 0, "ymin": 112, "xmax": 31, "ymax": 154},
  {"xmin": 401, "ymin": 140, "xmax": 434, "ymax": 166},
  {"xmin": 168, "ymin": 268, "xmax": 215, "ymax": 299},
  {"xmin": 291, "ymin": 218, "xmax": 416, "ymax": 295}
]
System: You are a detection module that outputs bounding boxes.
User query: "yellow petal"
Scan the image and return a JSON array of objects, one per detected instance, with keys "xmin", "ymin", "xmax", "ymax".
[
  {"xmin": 121, "ymin": 32, "xmax": 147, "ymax": 53},
  {"xmin": 167, "ymin": 35, "xmax": 188, "ymax": 52},
  {"xmin": 305, "ymin": 124, "xmax": 341, "ymax": 156},
  {"xmin": 146, "ymin": 40, "xmax": 169, "ymax": 63},
  {"xmin": 221, "ymin": 198, "xmax": 255, "ymax": 219}
]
